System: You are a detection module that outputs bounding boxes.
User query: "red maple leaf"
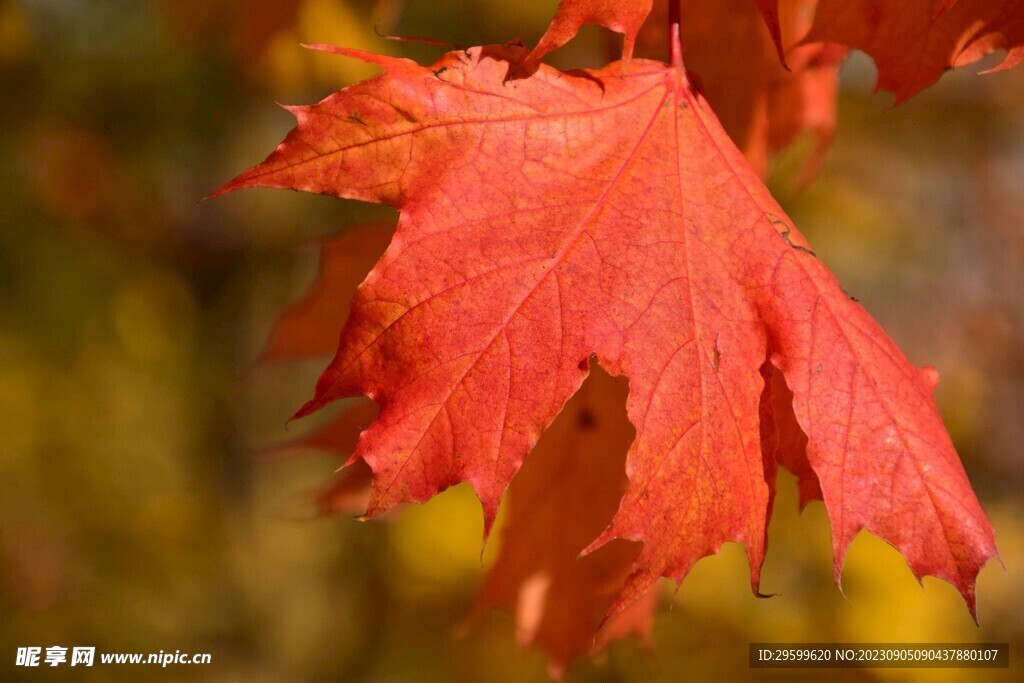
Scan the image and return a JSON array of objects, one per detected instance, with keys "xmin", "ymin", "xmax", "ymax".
[
  {"xmin": 216, "ymin": 37, "xmax": 996, "ymax": 620},
  {"xmin": 805, "ymin": 0, "xmax": 1024, "ymax": 101}
]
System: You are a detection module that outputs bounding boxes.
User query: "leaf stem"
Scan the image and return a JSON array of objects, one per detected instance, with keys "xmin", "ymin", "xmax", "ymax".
[{"xmin": 668, "ymin": 0, "xmax": 682, "ymax": 69}]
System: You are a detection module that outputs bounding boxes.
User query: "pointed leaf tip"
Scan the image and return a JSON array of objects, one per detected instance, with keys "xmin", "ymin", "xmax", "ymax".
[
  {"xmin": 301, "ymin": 42, "xmax": 409, "ymax": 69},
  {"xmin": 753, "ymin": 0, "xmax": 790, "ymax": 69}
]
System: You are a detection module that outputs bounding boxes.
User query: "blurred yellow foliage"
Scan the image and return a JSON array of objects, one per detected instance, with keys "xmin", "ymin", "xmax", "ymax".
[
  {"xmin": 265, "ymin": 0, "xmax": 387, "ymax": 92},
  {"xmin": 389, "ymin": 483, "xmax": 500, "ymax": 599}
]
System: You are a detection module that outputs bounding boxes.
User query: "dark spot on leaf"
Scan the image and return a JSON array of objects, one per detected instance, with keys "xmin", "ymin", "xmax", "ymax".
[{"xmin": 577, "ymin": 408, "xmax": 597, "ymax": 430}]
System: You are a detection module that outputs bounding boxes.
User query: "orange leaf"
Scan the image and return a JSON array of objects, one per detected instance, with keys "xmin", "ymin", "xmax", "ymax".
[
  {"xmin": 526, "ymin": 0, "xmax": 654, "ymax": 63},
  {"xmin": 261, "ymin": 224, "xmax": 393, "ymax": 362},
  {"xmin": 760, "ymin": 362, "xmax": 821, "ymax": 511},
  {"xmin": 471, "ymin": 367, "xmax": 655, "ymax": 676},
  {"xmin": 216, "ymin": 41, "xmax": 996, "ymax": 619},
  {"xmin": 806, "ymin": 0, "xmax": 1024, "ymax": 102}
]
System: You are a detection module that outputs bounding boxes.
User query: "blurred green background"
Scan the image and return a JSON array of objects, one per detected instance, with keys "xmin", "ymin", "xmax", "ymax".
[{"xmin": 1, "ymin": 0, "xmax": 1021, "ymax": 680}]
